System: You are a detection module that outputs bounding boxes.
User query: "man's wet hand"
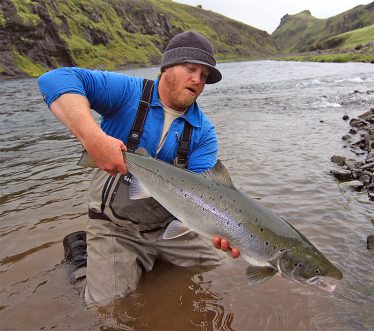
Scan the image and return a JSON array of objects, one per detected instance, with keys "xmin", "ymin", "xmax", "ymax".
[
  {"xmin": 212, "ymin": 236, "xmax": 240, "ymax": 258},
  {"xmin": 86, "ymin": 132, "xmax": 128, "ymax": 175}
]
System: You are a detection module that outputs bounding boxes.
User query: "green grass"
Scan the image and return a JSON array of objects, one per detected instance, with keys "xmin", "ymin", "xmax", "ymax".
[
  {"xmin": 12, "ymin": 0, "xmax": 40, "ymax": 26},
  {"xmin": 274, "ymin": 52, "xmax": 374, "ymax": 63},
  {"xmin": 13, "ymin": 49, "xmax": 47, "ymax": 76},
  {"xmin": 320, "ymin": 24, "xmax": 374, "ymax": 49},
  {"xmin": 0, "ymin": 8, "xmax": 6, "ymax": 27}
]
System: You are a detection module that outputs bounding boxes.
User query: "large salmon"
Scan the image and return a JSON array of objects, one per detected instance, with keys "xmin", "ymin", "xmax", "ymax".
[{"xmin": 79, "ymin": 149, "xmax": 342, "ymax": 292}]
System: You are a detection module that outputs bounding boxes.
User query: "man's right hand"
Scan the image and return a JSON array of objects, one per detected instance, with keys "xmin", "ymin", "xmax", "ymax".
[
  {"xmin": 85, "ymin": 132, "xmax": 128, "ymax": 176},
  {"xmin": 50, "ymin": 93, "xmax": 128, "ymax": 176}
]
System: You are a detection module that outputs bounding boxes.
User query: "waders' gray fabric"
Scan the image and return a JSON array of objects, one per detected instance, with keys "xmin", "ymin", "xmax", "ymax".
[{"xmin": 83, "ymin": 217, "xmax": 224, "ymax": 305}]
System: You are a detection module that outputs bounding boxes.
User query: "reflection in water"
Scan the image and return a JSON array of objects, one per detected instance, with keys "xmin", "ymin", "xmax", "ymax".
[{"xmin": 95, "ymin": 262, "xmax": 234, "ymax": 331}]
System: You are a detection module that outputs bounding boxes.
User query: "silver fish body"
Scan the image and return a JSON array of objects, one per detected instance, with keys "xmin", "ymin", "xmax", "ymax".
[{"xmin": 79, "ymin": 150, "xmax": 343, "ymax": 288}]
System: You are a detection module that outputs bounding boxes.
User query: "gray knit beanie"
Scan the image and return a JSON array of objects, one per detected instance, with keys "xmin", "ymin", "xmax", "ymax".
[{"xmin": 161, "ymin": 31, "xmax": 222, "ymax": 84}]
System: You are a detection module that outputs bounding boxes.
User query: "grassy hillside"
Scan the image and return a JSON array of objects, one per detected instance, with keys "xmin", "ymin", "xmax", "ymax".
[
  {"xmin": 273, "ymin": 2, "xmax": 374, "ymax": 54},
  {"xmin": 0, "ymin": 0, "xmax": 279, "ymax": 79},
  {"xmin": 316, "ymin": 24, "xmax": 374, "ymax": 50}
]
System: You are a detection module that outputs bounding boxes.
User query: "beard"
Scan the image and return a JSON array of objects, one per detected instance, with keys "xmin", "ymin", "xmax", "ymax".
[{"xmin": 162, "ymin": 68, "xmax": 200, "ymax": 112}]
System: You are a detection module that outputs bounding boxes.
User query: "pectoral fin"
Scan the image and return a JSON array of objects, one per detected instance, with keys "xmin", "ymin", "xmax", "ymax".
[
  {"xmin": 129, "ymin": 176, "xmax": 152, "ymax": 200},
  {"xmin": 163, "ymin": 219, "xmax": 191, "ymax": 239},
  {"xmin": 246, "ymin": 265, "xmax": 277, "ymax": 285}
]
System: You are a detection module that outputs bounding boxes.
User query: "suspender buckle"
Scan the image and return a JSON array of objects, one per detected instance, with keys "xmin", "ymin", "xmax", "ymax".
[{"xmin": 138, "ymin": 100, "xmax": 150, "ymax": 111}]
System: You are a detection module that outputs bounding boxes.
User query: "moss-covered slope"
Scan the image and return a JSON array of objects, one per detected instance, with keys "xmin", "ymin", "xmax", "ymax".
[
  {"xmin": 0, "ymin": 0, "xmax": 279, "ymax": 79},
  {"xmin": 272, "ymin": 2, "xmax": 374, "ymax": 54}
]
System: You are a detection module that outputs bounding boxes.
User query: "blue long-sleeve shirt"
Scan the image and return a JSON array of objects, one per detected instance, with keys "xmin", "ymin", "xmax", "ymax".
[{"xmin": 38, "ymin": 67, "xmax": 218, "ymax": 173}]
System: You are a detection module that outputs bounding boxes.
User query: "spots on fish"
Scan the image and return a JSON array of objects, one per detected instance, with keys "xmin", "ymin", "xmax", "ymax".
[
  {"xmin": 265, "ymin": 242, "xmax": 269, "ymax": 246},
  {"xmin": 260, "ymin": 228, "xmax": 264, "ymax": 232},
  {"xmin": 255, "ymin": 218, "xmax": 258, "ymax": 223},
  {"xmin": 238, "ymin": 223, "xmax": 242, "ymax": 227},
  {"xmin": 238, "ymin": 209, "xmax": 242, "ymax": 213}
]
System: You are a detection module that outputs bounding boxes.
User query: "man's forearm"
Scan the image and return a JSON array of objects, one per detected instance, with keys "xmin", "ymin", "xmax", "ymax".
[
  {"xmin": 49, "ymin": 93, "xmax": 127, "ymax": 175},
  {"xmin": 49, "ymin": 93, "xmax": 104, "ymax": 148}
]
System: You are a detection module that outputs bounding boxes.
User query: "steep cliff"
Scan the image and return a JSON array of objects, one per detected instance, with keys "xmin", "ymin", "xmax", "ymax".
[{"xmin": 0, "ymin": 0, "xmax": 280, "ymax": 79}]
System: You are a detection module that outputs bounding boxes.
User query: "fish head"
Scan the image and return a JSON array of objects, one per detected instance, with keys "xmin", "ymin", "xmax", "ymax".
[{"xmin": 277, "ymin": 248, "xmax": 342, "ymax": 292}]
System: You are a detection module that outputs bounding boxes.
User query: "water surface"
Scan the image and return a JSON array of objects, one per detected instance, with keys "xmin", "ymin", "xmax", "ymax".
[{"xmin": 1, "ymin": 60, "xmax": 373, "ymax": 330}]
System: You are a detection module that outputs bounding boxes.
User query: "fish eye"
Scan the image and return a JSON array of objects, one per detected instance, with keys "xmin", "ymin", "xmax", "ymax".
[{"xmin": 314, "ymin": 268, "xmax": 321, "ymax": 274}]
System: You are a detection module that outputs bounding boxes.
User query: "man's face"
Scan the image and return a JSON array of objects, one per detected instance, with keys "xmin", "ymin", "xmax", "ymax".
[{"xmin": 159, "ymin": 63, "xmax": 210, "ymax": 112}]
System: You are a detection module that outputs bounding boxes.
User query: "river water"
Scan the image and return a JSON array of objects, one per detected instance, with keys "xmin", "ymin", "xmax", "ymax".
[{"xmin": 1, "ymin": 60, "xmax": 373, "ymax": 331}]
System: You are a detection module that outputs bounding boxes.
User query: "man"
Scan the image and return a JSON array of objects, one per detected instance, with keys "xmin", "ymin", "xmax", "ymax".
[{"xmin": 38, "ymin": 31, "xmax": 239, "ymax": 305}]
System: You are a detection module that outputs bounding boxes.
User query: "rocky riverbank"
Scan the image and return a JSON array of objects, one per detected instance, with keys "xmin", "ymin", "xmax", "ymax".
[
  {"xmin": 330, "ymin": 99, "xmax": 374, "ymax": 250},
  {"xmin": 330, "ymin": 106, "xmax": 374, "ymax": 197}
]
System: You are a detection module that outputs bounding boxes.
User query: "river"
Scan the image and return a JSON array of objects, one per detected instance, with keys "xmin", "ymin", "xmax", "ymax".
[{"xmin": 1, "ymin": 60, "xmax": 373, "ymax": 331}]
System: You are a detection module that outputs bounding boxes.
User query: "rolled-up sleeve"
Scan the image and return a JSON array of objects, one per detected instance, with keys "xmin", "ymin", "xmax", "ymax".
[
  {"xmin": 38, "ymin": 67, "xmax": 88, "ymax": 108},
  {"xmin": 37, "ymin": 67, "xmax": 136, "ymax": 117}
]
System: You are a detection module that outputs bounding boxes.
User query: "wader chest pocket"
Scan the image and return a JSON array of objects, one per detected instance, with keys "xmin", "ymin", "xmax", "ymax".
[{"xmin": 108, "ymin": 173, "xmax": 173, "ymax": 224}]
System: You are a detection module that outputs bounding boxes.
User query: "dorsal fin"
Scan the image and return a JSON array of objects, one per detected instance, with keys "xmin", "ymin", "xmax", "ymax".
[{"xmin": 202, "ymin": 159, "xmax": 234, "ymax": 188}]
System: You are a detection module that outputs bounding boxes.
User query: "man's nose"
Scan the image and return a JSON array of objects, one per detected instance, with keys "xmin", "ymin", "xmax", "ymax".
[{"xmin": 191, "ymin": 71, "xmax": 202, "ymax": 84}]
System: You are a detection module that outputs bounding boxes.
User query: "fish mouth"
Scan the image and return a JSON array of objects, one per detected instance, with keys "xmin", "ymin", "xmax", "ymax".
[{"xmin": 306, "ymin": 277, "xmax": 337, "ymax": 294}]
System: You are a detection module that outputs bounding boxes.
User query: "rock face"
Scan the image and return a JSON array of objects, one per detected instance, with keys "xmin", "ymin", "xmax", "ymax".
[
  {"xmin": 0, "ymin": 0, "xmax": 280, "ymax": 79},
  {"xmin": 0, "ymin": 0, "xmax": 75, "ymax": 78},
  {"xmin": 330, "ymin": 107, "xmax": 374, "ymax": 200}
]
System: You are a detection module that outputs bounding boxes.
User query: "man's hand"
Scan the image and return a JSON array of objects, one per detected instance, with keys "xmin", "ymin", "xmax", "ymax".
[
  {"xmin": 85, "ymin": 131, "xmax": 128, "ymax": 176},
  {"xmin": 212, "ymin": 236, "xmax": 240, "ymax": 258},
  {"xmin": 50, "ymin": 94, "xmax": 128, "ymax": 176}
]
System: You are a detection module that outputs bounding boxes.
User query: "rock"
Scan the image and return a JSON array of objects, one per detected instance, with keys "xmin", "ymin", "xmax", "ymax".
[
  {"xmin": 349, "ymin": 127, "xmax": 358, "ymax": 135},
  {"xmin": 360, "ymin": 162, "xmax": 374, "ymax": 170},
  {"xmin": 369, "ymin": 192, "xmax": 374, "ymax": 200},
  {"xmin": 345, "ymin": 159, "xmax": 361, "ymax": 170},
  {"xmin": 367, "ymin": 235, "xmax": 374, "ymax": 250},
  {"xmin": 339, "ymin": 180, "xmax": 364, "ymax": 190},
  {"xmin": 342, "ymin": 114, "xmax": 349, "ymax": 121},
  {"xmin": 331, "ymin": 155, "xmax": 346, "ymax": 166},
  {"xmin": 358, "ymin": 109, "xmax": 374, "ymax": 120},
  {"xmin": 367, "ymin": 183, "xmax": 374, "ymax": 192},
  {"xmin": 358, "ymin": 174, "xmax": 371, "ymax": 185},
  {"xmin": 342, "ymin": 134, "xmax": 352, "ymax": 141},
  {"xmin": 350, "ymin": 118, "xmax": 367, "ymax": 128},
  {"xmin": 330, "ymin": 169, "xmax": 352, "ymax": 180},
  {"xmin": 366, "ymin": 152, "xmax": 374, "ymax": 163}
]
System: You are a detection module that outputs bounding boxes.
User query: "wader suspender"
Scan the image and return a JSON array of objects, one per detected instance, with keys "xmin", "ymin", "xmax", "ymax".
[
  {"xmin": 127, "ymin": 79, "xmax": 193, "ymax": 167},
  {"xmin": 127, "ymin": 79, "xmax": 154, "ymax": 152}
]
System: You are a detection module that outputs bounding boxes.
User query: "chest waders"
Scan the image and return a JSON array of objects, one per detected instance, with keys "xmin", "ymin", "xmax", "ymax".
[{"xmin": 88, "ymin": 79, "xmax": 193, "ymax": 229}]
